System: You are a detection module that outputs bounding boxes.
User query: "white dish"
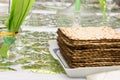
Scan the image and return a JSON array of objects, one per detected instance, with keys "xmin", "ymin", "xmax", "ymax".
[{"xmin": 48, "ymin": 40, "xmax": 120, "ymax": 78}]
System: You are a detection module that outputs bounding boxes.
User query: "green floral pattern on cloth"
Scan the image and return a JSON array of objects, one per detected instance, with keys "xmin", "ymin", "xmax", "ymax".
[{"xmin": 0, "ymin": 31, "xmax": 65, "ymax": 74}]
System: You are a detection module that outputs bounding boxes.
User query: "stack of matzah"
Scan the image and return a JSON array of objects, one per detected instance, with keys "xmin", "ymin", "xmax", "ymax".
[{"xmin": 57, "ymin": 27, "xmax": 120, "ymax": 68}]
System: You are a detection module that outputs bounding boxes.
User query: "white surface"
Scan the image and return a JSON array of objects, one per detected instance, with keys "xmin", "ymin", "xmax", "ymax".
[
  {"xmin": 32, "ymin": 10, "xmax": 57, "ymax": 14},
  {"xmin": 0, "ymin": 71, "xmax": 85, "ymax": 80},
  {"xmin": 49, "ymin": 40, "xmax": 120, "ymax": 78},
  {"xmin": 87, "ymin": 70, "xmax": 120, "ymax": 80},
  {"xmin": 22, "ymin": 26, "xmax": 58, "ymax": 32},
  {"xmin": 0, "ymin": 3, "xmax": 9, "ymax": 14},
  {"xmin": 21, "ymin": 25, "xmax": 120, "ymax": 33}
]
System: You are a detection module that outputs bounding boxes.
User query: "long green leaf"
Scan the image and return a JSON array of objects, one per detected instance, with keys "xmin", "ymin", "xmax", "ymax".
[
  {"xmin": 16, "ymin": 0, "xmax": 35, "ymax": 31},
  {"xmin": 16, "ymin": 0, "xmax": 31, "ymax": 31},
  {"xmin": 5, "ymin": 0, "xmax": 17, "ymax": 30},
  {"xmin": 7, "ymin": 0, "xmax": 35, "ymax": 32},
  {"xmin": 16, "ymin": 0, "xmax": 29, "ymax": 30},
  {"xmin": 9, "ymin": 0, "xmax": 24, "ymax": 32}
]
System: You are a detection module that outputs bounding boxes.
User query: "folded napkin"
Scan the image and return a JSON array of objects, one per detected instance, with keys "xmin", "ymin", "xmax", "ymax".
[{"xmin": 87, "ymin": 70, "xmax": 120, "ymax": 80}]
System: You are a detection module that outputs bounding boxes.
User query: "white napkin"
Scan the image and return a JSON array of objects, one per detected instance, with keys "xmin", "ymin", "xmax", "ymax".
[{"xmin": 86, "ymin": 70, "xmax": 120, "ymax": 80}]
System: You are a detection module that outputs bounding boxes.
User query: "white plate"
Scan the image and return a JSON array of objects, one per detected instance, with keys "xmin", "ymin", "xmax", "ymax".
[{"xmin": 48, "ymin": 40, "xmax": 120, "ymax": 78}]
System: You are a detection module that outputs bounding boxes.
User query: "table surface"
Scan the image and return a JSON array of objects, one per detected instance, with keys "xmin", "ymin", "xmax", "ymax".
[
  {"xmin": 0, "ymin": 71, "xmax": 85, "ymax": 80},
  {"xmin": 0, "ymin": 26, "xmax": 87, "ymax": 80}
]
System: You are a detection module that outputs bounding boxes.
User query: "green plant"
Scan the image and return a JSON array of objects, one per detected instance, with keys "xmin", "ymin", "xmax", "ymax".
[{"xmin": 0, "ymin": 0, "xmax": 35, "ymax": 58}]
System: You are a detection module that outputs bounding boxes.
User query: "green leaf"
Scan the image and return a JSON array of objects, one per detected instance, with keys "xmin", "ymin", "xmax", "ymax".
[
  {"xmin": 7, "ymin": 0, "xmax": 17, "ymax": 30},
  {"xmin": 7, "ymin": 0, "xmax": 35, "ymax": 32},
  {"xmin": 17, "ymin": 0, "xmax": 35, "ymax": 31},
  {"xmin": 9, "ymin": 0, "xmax": 24, "ymax": 32}
]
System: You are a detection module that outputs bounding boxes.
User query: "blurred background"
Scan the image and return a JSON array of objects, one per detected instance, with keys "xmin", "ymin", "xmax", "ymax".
[
  {"xmin": 0, "ymin": 0, "xmax": 9, "ymax": 27},
  {"xmin": 0, "ymin": 0, "xmax": 120, "ymax": 28}
]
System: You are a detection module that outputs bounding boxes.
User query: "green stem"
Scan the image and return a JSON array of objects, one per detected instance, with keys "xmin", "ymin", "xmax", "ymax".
[
  {"xmin": 0, "ymin": 36, "xmax": 15, "ymax": 58},
  {"xmin": 0, "ymin": 43, "xmax": 11, "ymax": 58},
  {"xmin": 75, "ymin": 0, "xmax": 81, "ymax": 12},
  {"xmin": 99, "ymin": 0, "xmax": 107, "ymax": 18}
]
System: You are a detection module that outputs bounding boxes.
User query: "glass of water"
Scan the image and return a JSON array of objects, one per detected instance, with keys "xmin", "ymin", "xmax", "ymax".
[
  {"xmin": 99, "ymin": 0, "xmax": 116, "ymax": 26},
  {"xmin": 106, "ymin": 0, "xmax": 115, "ymax": 22}
]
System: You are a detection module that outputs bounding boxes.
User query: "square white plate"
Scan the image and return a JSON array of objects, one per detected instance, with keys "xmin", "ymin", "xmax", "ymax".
[{"xmin": 48, "ymin": 40, "xmax": 120, "ymax": 78}]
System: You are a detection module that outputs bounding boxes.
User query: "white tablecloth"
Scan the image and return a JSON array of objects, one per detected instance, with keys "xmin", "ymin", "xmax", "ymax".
[{"xmin": 0, "ymin": 71, "xmax": 85, "ymax": 80}]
